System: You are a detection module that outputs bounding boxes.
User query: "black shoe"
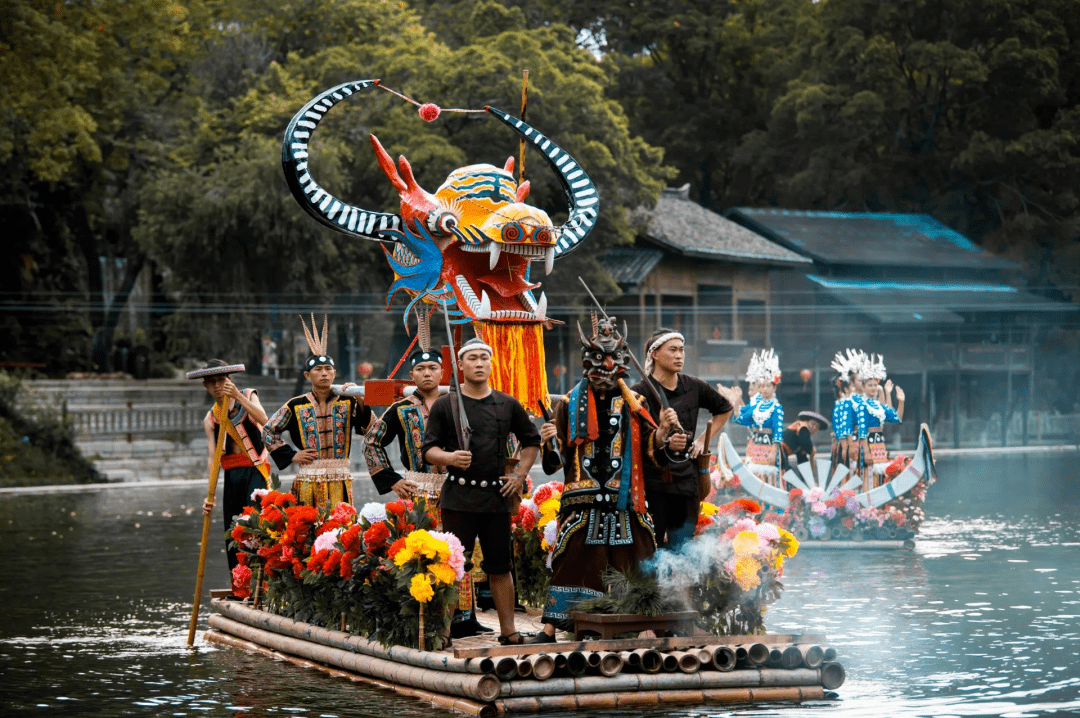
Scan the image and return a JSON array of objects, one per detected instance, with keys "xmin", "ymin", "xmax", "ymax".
[
  {"xmin": 528, "ymin": 630, "xmax": 556, "ymax": 644},
  {"xmin": 467, "ymin": 617, "xmax": 494, "ymax": 633},
  {"xmin": 514, "ymin": 602, "xmax": 528, "ymax": 613}
]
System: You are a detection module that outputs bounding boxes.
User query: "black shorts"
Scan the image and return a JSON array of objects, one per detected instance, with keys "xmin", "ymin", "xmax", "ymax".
[{"xmin": 440, "ymin": 508, "xmax": 512, "ymax": 576}]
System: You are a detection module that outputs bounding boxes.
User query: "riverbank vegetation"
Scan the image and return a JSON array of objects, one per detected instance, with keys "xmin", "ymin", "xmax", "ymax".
[{"xmin": 0, "ymin": 373, "xmax": 101, "ymax": 487}]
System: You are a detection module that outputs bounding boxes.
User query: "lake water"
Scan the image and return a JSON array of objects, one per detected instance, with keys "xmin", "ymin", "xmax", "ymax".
[{"xmin": 1, "ymin": 451, "xmax": 1078, "ymax": 717}]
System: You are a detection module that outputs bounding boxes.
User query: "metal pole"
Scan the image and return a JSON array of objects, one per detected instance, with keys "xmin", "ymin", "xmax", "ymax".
[{"xmin": 954, "ymin": 329, "xmax": 961, "ymax": 449}]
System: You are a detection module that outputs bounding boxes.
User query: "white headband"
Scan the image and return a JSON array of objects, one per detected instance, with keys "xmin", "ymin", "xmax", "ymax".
[
  {"xmin": 457, "ymin": 340, "xmax": 494, "ymax": 359},
  {"xmin": 644, "ymin": 332, "xmax": 684, "ymax": 376}
]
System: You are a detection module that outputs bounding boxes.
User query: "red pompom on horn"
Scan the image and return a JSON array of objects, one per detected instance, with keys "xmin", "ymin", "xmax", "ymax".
[{"xmin": 418, "ymin": 103, "xmax": 440, "ymax": 122}]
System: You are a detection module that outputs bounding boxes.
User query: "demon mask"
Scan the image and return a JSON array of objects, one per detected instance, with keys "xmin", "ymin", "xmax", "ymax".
[{"xmin": 578, "ymin": 313, "xmax": 631, "ymax": 393}]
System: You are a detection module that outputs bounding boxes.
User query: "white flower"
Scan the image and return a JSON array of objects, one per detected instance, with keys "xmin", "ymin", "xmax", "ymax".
[
  {"xmin": 251, "ymin": 488, "xmax": 270, "ymax": 502},
  {"xmin": 359, "ymin": 502, "xmax": 387, "ymax": 525},
  {"xmin": 543, "ymin": 521, "xmax": 557, "ymax": 548}
]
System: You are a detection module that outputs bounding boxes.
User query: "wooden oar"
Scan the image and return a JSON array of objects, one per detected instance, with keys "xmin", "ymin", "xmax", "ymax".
[{"xmin": 188, "ymin": 396, "xmax": 228, "ymax": 646}]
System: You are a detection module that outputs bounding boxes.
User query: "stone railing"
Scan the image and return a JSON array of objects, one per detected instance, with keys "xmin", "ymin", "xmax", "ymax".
[{"xmin": 65, "ymin": 404, "xmax": 206, "ymax": 439}]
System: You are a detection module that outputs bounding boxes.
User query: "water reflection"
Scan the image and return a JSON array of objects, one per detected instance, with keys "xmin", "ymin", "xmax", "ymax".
[{"xmin": 1, "ymin": 452, "xmax": 1078, "ymax": 717}]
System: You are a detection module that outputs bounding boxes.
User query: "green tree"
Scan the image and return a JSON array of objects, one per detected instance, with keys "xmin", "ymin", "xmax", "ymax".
[
  {"xmin": 133, "ymin": 0, "xmax": 671, "ymax": 358},
  {"xmin": 0, "ymin": 0, "xmax": 212, "ymax": 372},
  {"xmin": 732, "ymin": 0, "xmax": 1080, "ymax": 298}
]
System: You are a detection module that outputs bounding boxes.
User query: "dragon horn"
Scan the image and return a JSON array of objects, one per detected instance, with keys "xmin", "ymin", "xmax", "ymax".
[
  {"xmin": 485, "ymin": 106, "xmax": 599, "ymax": 258},
  {"xmin": 577, "ymin": 321, "xmax": 599, "ymax": 351},
  {"xmin": 281, "ymin": 80, "xmax": 402, "ymax": 240}
]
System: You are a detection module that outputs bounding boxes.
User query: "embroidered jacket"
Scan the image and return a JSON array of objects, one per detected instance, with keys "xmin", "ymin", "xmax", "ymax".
[
  {"xmin": 263, "ymin": 392, "xmax": 373, "ymax": 470},
  {"xmin": 363, "ymin": 395, "xmax": 434, "ymax": 494},
  {"xmin": 855, "ymin": 396, "xmax": 900, "ymax": 439},
  {"xmin": 733, "ymin": 399, "xmax": 784, "ymax": 440},
  {"xmin": 549, "ymin": 379, "xmax": 665, "ymax": 559},
  {"xmin": 206, "ymin": 388, "xmax": 271, "ymax": 479},
  {"xmin": 831, "ymin": 395, "xmax": 854, "ymax": 440}
]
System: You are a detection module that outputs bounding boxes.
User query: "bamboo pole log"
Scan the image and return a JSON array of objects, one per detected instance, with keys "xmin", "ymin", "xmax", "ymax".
[
  {"xmin": 497, "ymin": 667, "xmax": 831, "ymax": 698},
  {"xmin": 553, "ymin": 654, "xmax": 567, "ymax": 669},
  {"xmin": 494, "ymin": 685, "xmax": 819, "ymax": 713},
  {"xmin": 670, "ymin": 650, "xmax": 701, "ymax": 674},
  {"xmin": 781, "ymin": 645, "xmax": 804, "ymax": 669},
  {"xmin": 526, "ymin": 654, "xmax": 554, "ymax": 681},
  {"xmin": 453, "ymin": 633, "xmax": 827, "ymax": 659},
  {"xmin": 798, "ymin": 645, "xmax": 825, "ymax": 669},
  {"xmin": 711, "ymin": 645, "xmax": 737, "ymax": 672},
  {"xmin": 661, "ymin": 652, "xmax": 679, "ymax": 672},
  {"xmin": 821, "ymin": 661, "xmax": 846, "ymax": 690},
  {"xmin": 596, "ymin": 652, "xmax": 623, "ymax": 677},
  {"xmin": 627, "ymin": 648, "xmax": 662, "ymax": 674},
  {"xmin": 204, "ymin": 629, "xmax": 497, "ymax": 717},
  {"xmin": 657, "ymin": 689, "xmax": 705, "ymax": 704},
  {"xmin": 694, "ymin": 648, "xmax": 713, "ymax": 669},
  {"xmin": 823, "ymin": 646, "xmax": 837, "ymax": 662},
  {"xmin": 586, "ymin": 652, "xmax": 601, "ymax": 668},
  {"xmin": 741, "ymin": 643, "xmax": 770, "ymax": 666},
  {"xmin": 212, "ymin": 599, "xmax": 487, "ymax": 674},
  {"xmin": 207, "ymin": 615, "xmax": 501, "ymax": 702},
  {"xmin": 515, "ymin": 658, "xmax": 533, "ymax": 680},
  {"xmin": 619, "ymin": 650, "xmax": 640, "ymax": 668},
  {"xmin": 766, "ymin": 647, "xmax": 784, "ymax": 667},
  {"xmin": 564, "ymin": 651, "xmax": 588, "ymax": 677},
  {"xmin": 494, "ymin": 657, "xmax": 518, "ymax": 682}
]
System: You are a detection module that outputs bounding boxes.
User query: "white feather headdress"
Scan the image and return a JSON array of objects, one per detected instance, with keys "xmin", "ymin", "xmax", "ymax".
[
  {"xmin": 857, "ymin": 353, "xmax": 887, "ymax": 381},
  {"xmin": 746, "ymin": 348, "xmax": 781, "ymax": 384}
]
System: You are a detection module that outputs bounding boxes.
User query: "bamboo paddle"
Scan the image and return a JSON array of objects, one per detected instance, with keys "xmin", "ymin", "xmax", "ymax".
[{"xmin": 188, "ymin": 396, "xmax": 228, "ymax": 646}]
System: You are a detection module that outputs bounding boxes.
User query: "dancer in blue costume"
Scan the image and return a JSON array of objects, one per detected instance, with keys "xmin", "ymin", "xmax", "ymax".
[
  {"xmin": 732, "ymin": 349, "xmax": 784, "ymax": 484},
  {"xmin": 854, "ymin": 353, "xmax": 904, "ymax": 486}
]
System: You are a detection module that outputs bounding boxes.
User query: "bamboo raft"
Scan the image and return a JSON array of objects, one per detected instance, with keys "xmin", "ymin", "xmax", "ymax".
[{"xmin": 204, "ymin": 598, "xmax": 845, "ymax": 715}]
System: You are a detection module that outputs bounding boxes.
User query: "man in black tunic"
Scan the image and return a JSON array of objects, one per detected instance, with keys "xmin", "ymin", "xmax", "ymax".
[
  {"xmin": 423, "ymin": 337, "xmax": 541, "ymax": 646},
  {"xmin": 632, "ymin": 328, "xmax": 733, "ymax": 550}
]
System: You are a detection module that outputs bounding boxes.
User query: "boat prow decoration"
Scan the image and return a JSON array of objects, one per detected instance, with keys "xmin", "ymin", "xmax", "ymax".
[{"xmin": 721, "ymin": 423, "xmax": 936, "ymax": 510}]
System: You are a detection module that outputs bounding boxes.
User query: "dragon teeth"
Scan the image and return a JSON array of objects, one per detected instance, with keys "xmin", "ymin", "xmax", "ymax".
[
  {"xmin": 489, "ymin": 242, "xmax": 501, "ymax": 270},
  {"xmin": 545, "ymin": 247, "xmax": 554, "ymax": 275}
]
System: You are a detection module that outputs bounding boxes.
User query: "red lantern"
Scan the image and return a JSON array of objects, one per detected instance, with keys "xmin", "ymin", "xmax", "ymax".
[
  {"xmin": 799, "ymin": 368, "xmax": 813, "ymax": 389},
  {"xmin": 358, "ymin": 361, "xmax": 374, "ymax": 379}
]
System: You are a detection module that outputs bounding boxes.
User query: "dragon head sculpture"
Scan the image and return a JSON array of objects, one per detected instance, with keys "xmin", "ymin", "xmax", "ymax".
[{"xmin": 281, "ymin": 80, "xmax": 599, "ymax": 325}]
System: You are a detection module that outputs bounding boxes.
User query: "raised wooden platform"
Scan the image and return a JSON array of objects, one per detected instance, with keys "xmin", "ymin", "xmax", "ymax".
[{"xmin": 205, "ymin": 598, "xmax": 845, "ymax": 715}]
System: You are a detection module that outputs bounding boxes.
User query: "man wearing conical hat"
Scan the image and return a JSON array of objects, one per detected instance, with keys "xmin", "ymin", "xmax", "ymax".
[
  {"xmin": 192, "ymin": 359, "xmax": 270, "ymax": 574},
  {"xmin": 262, "ymin": 315, "xmax": 373, "ymax": 507}
]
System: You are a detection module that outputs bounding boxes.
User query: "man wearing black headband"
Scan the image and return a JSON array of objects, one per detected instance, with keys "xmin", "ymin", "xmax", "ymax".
[
  {"xmin": 364, "ymin": 349, "xmax": 443, "ymax": 499},
  {"xmin": 262, "ymin": 345, "xmax": 372, "ymax": 506},
  {"xmin": 632, "ymin": 328, "xmax": 733, "ymax": 550}
]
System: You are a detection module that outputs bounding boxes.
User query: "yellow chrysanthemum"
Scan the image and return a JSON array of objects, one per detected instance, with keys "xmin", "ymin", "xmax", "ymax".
[
  {"xmin": 394, "ymin": 547, "xmax": 416, "ymax": 566},
  {"xmin": 428, "ymin": 561, "xmax": 456, "ymax": 585},
  {"xmin": 404, "ymin": 530, "xmax": 449, "ymax": 561},
  {"xmin": 733, "ymin": 530, "xmax": 763, "ymax": 557},
  {"xmin": 777, "ymin": 528, "xmax": 799, "ymax": 558},
  {"xmin": 700, "ymin": 502, "xmax": 718, "ymax": 517},
  {"xmin": 538, "ymin": 498, "xmax": 560, "ymax": 526},
  {"xmin": 410, "ymin": 573, "xmax": 434, "ymax": 603},
  {"xmin": 733, "ymin": 556, "xmax": 762, "ymax": 591}
]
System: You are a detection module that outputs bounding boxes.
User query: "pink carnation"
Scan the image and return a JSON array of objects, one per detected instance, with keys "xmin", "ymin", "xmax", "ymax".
[
  {"xmin": 429, "ymin": 531, "xmax": 467, "ymax": 582},
  {"xmin": 312, "ymin": 528, "xmax": 342, "ymax": 555}
]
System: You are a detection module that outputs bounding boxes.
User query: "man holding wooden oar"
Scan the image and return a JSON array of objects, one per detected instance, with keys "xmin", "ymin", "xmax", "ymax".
[
  {"xmin": 187, "ymin": 360, "xmax": 264, "ymax": 646},
  {"xmin": 196, "ymin": 360, "xmax": 271, "ymax": 573}
]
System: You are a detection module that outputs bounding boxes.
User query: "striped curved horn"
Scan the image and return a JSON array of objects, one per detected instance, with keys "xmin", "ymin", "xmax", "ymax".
[
  {"xmin": 485, "ymin": 107, "xmax": 599, "ymax": 258},
  {"xmin": 281, "ymin": 80, "xmax": 401, "ymax": 240}
]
